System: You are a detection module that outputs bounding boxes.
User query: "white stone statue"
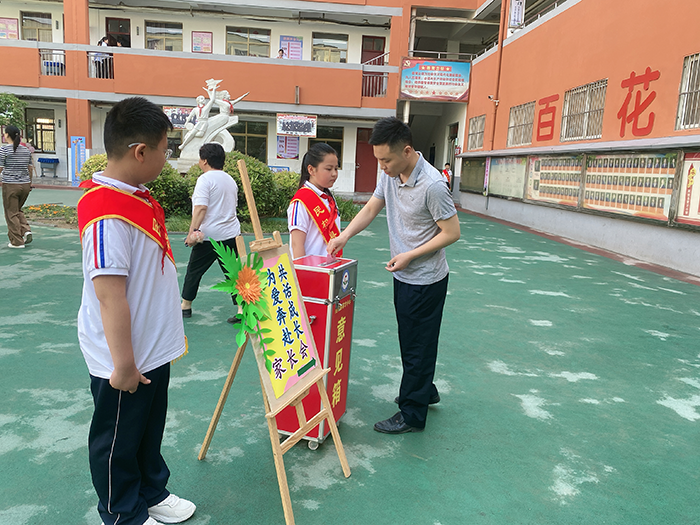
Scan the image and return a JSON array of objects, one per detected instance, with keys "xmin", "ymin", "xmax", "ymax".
[{"xmin": 177, "ymin": 78, "xmax": 248, "ymax": 172}]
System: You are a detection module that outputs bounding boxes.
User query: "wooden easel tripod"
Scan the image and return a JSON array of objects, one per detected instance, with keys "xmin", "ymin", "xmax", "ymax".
[{"xmin": 197, "ymin": 160, "xmax": 351, "ymax": 525}]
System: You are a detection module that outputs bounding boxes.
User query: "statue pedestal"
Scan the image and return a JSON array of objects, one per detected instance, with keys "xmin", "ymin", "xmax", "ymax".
[{"xmin": 177, "ymin": 156, "xmax": 198, "ymax": 174}]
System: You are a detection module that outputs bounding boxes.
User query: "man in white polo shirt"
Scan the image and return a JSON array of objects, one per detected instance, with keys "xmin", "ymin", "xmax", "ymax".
[
  {"xmin": 181, "ymin": 143, "xmax": 241, "ymax": 323},
  {"xmin": 328, "ymin": 117, "xmax": 460, "ymax": 434}
]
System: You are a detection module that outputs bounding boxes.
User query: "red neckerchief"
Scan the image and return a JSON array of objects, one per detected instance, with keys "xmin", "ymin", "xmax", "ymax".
[
  {"xmin": 290, "ymin": 187, "xmax": 342, "ymax": 256},
  {"xmin": 78, "ymin": 179, "xmax": 173, "ymax": 273}
]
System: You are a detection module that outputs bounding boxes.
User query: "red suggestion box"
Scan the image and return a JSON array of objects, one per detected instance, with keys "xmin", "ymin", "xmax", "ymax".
[{"xmin": 275, "ymin": 255, "xmax": 357, "ymax": 448}]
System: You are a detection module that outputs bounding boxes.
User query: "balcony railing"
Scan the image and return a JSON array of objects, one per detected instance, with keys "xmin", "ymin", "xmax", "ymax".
[
  {"xmin": 362, "ymin": 52, "xmax": 389, "ymax": 97},
  {"xmin": 409, "ymin": 50, "xmax": 476, "ymax": 62},
  {"xmin": 88, "ymin": 51, "xmax": 114, "ymax": 79},
  {"xmin": 39, "ymin": 49, "xmax": 65, "ymax": 76}
]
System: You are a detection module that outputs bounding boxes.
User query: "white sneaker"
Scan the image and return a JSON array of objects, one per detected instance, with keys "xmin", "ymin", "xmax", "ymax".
[
  {"xmin": 23, "ymin": 231, "xmax": 32, "ymax": 244},
  {"xmin": 148, "ymin": 494, "xmax": 196, "ymax": 523},
  {"xmin": 7, "ymin": 242, "xmax": 24, "ymax": 249}
]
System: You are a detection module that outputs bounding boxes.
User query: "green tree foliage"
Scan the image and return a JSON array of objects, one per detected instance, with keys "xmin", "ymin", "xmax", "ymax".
[{"xmin": 0, "ymin": 93, "xmax": 27, "ymax": 129}]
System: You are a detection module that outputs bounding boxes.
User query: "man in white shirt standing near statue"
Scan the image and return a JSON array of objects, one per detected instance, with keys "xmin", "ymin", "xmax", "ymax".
[
  {"xmin": 181, "ymin": 142, "xmax": 241, "ymax": 323},
  {"xmin": 328, "ymin": 117, "xmax": 461, "ymax": 434}
]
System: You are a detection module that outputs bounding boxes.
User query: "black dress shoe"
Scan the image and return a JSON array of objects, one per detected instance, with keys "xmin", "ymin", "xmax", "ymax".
[
  {"xmin": 394, "ymin": 393, "xmax": 441, "ymax": 405},
  {"xmin": 374, "ymin": 412, "xmax": 424, "ymax": 434},
  {"xmin": 182, "ymin": 309, "xmax": 192, "ymax": 318},
  {"xmin": 227, "ymin": 316, "xmax": 242, "ymax": 324}
]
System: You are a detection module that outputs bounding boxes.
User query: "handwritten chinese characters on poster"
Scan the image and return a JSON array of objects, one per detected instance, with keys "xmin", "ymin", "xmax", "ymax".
[
  {"xmin": 526, "ymin": 156, "xmax": 582, "ymax": 207},
  {"xmin": 400, "ymin": 59, "xmax": 471, "ymax": 101},
  {"xmin": 258, "ymin": 252, "xmax": 319, "ymax": 399},
  {"xmin": 583, "ymin": 153, "xmax": 675, "ymax": 221},
  {"xmin": 675, "ymin": 152, "xmax": 700, "ymax": 226}
]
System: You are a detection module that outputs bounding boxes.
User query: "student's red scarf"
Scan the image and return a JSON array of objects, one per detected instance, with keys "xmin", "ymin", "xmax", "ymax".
[
  {"xmin": 78, "ymin": 180, "xmax": 174, "ymax": 272},
  {"xmin": 290, "ymin": 186, "xmax": 342, "ymax": 256}
]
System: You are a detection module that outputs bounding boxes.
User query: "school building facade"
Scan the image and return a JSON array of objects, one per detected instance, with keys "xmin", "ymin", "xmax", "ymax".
[
  {"xmin": 458, "ymin": 0, "xmax": 700, "ymax": 277},
  {"xmin": 0, "ymin": 0, "xmax": 496, "ymax": 193}
]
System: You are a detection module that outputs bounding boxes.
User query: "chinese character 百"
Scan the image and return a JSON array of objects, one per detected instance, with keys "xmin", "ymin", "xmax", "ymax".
[
  {"xmin": 536, "ymin": 94, "xmax": 559, "ymax": 141},
  {"xmin": 336, "ymin": 316, "xmax": 347, "ymax": 344},
  {"xmin": 617, "ymin": 66, "xmax": 661, "ymax": 138},
  {"xmin": 334, "ymin": 347, "xmax": 343, "ymax": 374},
  {"xmin": 286, "ymin": 348, "xmax": 298, "ymax": 370},
  {"xmin": 272, "ymin": 358, "xmax": 286, "ymax": 380}
]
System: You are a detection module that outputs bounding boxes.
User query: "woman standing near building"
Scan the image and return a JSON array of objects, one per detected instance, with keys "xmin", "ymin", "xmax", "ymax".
[
  {"xmin": 1, "ymin": 125, "xmax": 33, "ymax": 248},
  {"xmin": 287, "ymin": 142, "xmax": 342, "ymax": 259}
]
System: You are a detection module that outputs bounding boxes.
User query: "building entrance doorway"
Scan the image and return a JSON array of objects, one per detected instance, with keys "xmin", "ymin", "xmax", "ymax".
[{"xmin": 354, "ymin": 128, "xmax": 377, "ymax": 192}]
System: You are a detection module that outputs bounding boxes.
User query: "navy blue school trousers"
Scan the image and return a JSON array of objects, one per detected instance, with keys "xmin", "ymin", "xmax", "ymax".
[
  {"xmin": 89, "ymin": 363, "xmax": 171, "ymax": 525},
  {"xmin": 181, "ymin": 237, "xmax": 239, "ymax": 303},
  {"xmin": 394, "ymin": 274, "xmax": 449, "ymax": 429}
]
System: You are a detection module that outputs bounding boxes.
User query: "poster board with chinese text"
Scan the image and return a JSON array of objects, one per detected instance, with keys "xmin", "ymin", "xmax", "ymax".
[
  {"xmin": 400, "ymin": 58, "xmax": 470, "ymax": 101},
  {"xmin": 253, "ymin": 244, "xmax": 321, "ymax": 415},
  {"xmin": 0, "ymin": 18, "xmax": 18, "ymax": 39},
  {"xmin": 526, "ymin": 155, "xmax": 582, "ymax": 207},
  {"xmin": 488, "ymin": 156, "xmax": 527, "ymax": 198},
  {"xmin": 583, "ymin": 153, "xmax": 675, "ymax": 221},
  {"xmin": 675, "ymin": 152, "xmax": 700, "ymax": 226},
  {"xmin": 460, "ymin": 158, "xmax": 487, "ymax": 193}
]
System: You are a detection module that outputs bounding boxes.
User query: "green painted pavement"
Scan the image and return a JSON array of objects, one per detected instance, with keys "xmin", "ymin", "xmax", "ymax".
[{"xmin": 0, "ymin": 211, "xmax": 698, "ymax": 525}]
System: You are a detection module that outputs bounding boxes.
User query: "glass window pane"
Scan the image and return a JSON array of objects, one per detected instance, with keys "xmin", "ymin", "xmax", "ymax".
[
  {"xmin": 229, "ymin": 122, "xmax": 245, "ymax": 134},
  {"xmin": 249, "ymin": 44, "xmax": 269, "ymax": 57},
  {"xmin": 247, "ymin": 136, "xmax": 267, "ymax": 162},
  {"xmin": 247, "ymin": 122, "xmax": 267, "ymax": 135},
  {"xmin": 317, "ymin": 126, "xmax": 343, "ymax": 140}
]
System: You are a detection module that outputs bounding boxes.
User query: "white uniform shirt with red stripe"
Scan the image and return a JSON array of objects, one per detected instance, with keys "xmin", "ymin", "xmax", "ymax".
[
  {"xmin": 77, "ymin": 174, "xmax": 186, "ymax": 379},
  {"xmin": 286, "ymin": 181, "xmax": 341, "ymax": 259}
]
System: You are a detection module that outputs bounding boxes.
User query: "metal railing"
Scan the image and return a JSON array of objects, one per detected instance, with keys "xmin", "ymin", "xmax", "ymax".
[
  {"xmin": 39, "ymin": 49, "xmax": 66, "ymax": 76},
  {"xmin": 362, "ymin": 73, "xmax": 388, "ymax": 98},
  {"xmin": 362, "ymin": 52, "xmax": 389, "ymax": 67},
  {"xmin": 523, "ymin": 0, "xmax": 571, "ymax": 27},
  {"xmin": 409, "ymin": 50, "xmax": 476, "ymax": 62},
  {"xmin": 88, "ymin": 51, "xmax": 114, "ymax": 79}
]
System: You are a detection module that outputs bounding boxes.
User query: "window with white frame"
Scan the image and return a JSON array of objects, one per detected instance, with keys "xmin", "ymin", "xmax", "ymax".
[
  {"xmin": 145, "ymin": 21, "xmax": 182, "ymax": 51},
  {"xmin": 226, "ymin": 27, "xmax": 271, "ymax": 57},
  {"xmin": 676, "ymin": 52, "xmax": 700, "ymax": 130},
  {"xmin": 309, "ymin": 126, "xmax": 343, "ymax": 163},
  {"xmin": 312, "ymin": 33, "xmax": 347, "ymax": 63},
  {"xmin": 21, "ymin": 12, "xmax": 52, "ymax": 42},
  {"xmin": 506, "ymin": 101, "xmax": 535, "ymax": 147},
  {"xmin": 560, "ymin": 79, "xmax": 607, "ymax": 142},
  {"xmin": 467, "ymin": 114, "xmax": 486, "ymax": 150},
  {"xmin": 25, "ymin": 108, "xmax": 55, "ymax": 152}
]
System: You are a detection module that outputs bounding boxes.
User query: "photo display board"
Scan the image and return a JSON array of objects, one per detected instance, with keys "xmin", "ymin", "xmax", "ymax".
[
  {"xmin": 583, "ymin": 153, "xmax": 675, "ymax": 221},
  {"xmin": 676, "ymin": 152, "xmax": 700, "ymax": 226},
  {"xmin": 460, "ymin": 158, "xmax": 487, "ymax": 193},
  {"xmin": 526, "ymin": 156, "xmax": 583, "ymax": 207},
  {"xmin": 487, "ymin": 157, "xmax": 527, "ymax": 198}
]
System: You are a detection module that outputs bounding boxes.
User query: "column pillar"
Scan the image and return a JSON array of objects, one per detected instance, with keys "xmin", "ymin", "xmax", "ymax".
[
  {"xmin": 67, "ymin": 98, "xmax": 92, "ymax": 149},
  {"xmin": 63, "ymin": 0, "xmax": 90, "ymax": 45}
]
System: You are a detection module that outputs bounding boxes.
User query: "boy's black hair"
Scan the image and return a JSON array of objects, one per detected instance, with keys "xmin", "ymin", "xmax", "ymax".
[
  {"xmin": 199, "ymin": 142, "xmax": 226, "ymax": 170},
  {"xmin": 104, "ymin": 97, "xmax": 173, "ymax": 159},
  {"xmin": 369, "ymin": 117, "xmax": 413, "ymax": 151}
]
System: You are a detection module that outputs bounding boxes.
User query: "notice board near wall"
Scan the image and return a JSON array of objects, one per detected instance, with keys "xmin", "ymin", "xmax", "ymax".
[
  {"xmin": 488, "ymin": 157, "xmax": 527, "ymax": 198},
  {"xmin": 460, "ymin": 158, "xmax": 487, "ymax": 193}
]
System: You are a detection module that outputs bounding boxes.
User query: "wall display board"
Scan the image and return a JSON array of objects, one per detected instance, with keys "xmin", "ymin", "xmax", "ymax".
[
  {"xmin": 0, "ymin": 18, "xmax": 18, "ymax": 39},
  {"xmin": 277, "ymin": 114, "xmax": 317, "ymax": 137},
  {"xmin": 583, "ymin": 153, "xmax": 675, "ymax": 221},
  {"xmin": 487, "ymin": 157, "xmax": 527, "ymax": 198},
  {"xmin": 400, "ymin": 59, "xmax": 471, "ymax": 101},
  {"xmin": 460, "ymin": 158, "xmax": 487, "ymax": 193},
  {"xmin": 526, "ymin": 156, "xmax": 582, "ymax": 207},
  {"xmin": 676, "ymin": 152, "xmax": 700, "ymax": 226}
]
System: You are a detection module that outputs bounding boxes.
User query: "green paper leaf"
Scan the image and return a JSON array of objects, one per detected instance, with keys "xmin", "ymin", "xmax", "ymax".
[
  {"xmin": 264, "ymin": 349, "xmax": 276, "ymax": 357},
  {"xmin": 259, "ymin": 328, "xmax": 272, "ymax": 334},
  {"xmin": 261, "ymin": 338, "xmax": 274, "ymax": 345},
  {"xmin": 211, "ymin": 281, "xmax": 236, "ymax": 294},
  {"xmin": 235, "ymin": 328, "xmax": 246, "ymax": 348},
  {"xmin": 265, "ymin": 359, "xmax": 272, "ymax": 373}
]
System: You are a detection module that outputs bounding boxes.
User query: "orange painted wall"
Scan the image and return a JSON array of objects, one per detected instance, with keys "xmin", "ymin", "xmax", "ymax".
[
  {"xmin": 0, "ymin": 47, "xmax": 40, "ymax": 87},
  {"xmin": 467, "ymin": 0, "xmax": 700, "ymax": 151}
]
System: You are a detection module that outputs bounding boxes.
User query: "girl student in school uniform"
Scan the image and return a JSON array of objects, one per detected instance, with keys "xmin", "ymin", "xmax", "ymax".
[{"xmin": 287, "ymin": 142, "xmax": 343, "ymax": 259}]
